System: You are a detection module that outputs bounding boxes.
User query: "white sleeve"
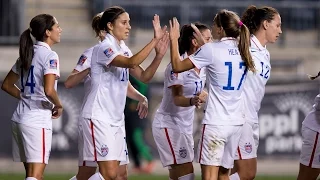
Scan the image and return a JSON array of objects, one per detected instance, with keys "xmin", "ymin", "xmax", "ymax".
[
  {"xmin": 11, "ymin": 59, "xmax": 19, "ymax": 75},
  {"xmin": 44, "ymin": 51, "xmax": 60, "ymax": 78},
  {"xmin": 189, "ymin": 43, "xmax": 214, "ymax": 69},
  {"xmin": 74, "ymin": 48, "xmax": 92, "ymax": 72},
  {"xmin": 98, "ymin": 43, "xmax": 122, "ymax": 66},
  {"xmin": 166, "ymin": 64, "xmax": 184, "ymax": 87}
]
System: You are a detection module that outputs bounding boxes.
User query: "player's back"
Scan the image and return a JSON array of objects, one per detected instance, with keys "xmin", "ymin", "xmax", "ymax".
[
  {"xmin": 199, "ymin": 38, "xmax": 247, "ymax": 125},
  {"xmin": 12, "ymin": 41, "xmax": 60, "ymax": 128}
]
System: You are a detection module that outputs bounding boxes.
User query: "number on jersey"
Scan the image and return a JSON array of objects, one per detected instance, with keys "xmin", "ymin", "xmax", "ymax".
[
  {"xmin": 260, "ymin": 62, "xmax": 270, "ymax": 79},
  {"xmin": 121, "ymin": 68, "xmax": 129, "ymax": 81},
  {"xmin": 20, "ymin": 65, "xmax": 36, "ymax": 93},
  {"xmin": 223, "ymin": 62, "xmax": 247, "ymax": 90},
  {"xmin": 194, "ymin": 80, "xmax": 203, "ymax": 95}
]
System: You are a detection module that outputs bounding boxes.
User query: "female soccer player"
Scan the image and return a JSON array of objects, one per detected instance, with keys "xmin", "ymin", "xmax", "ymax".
[
  {"xmin": 152, "ymin": 23, "xmax": 211, "ymax": 180},
  {"xmin": 79, "ymin": 6, "xmax": 168, "ymax": 180},
  {"xmin": 169, "ymin": 9, "xmax": 255, "ymax": 180},
  {"xmin": 1, "ymin": 14, "xmax": 62, "ymax": 180},
  {"xmin": 229, "ymin": 6, "xmax": 282, "ymax": 180},
  {"xmin": 297, "ymin": 73, "xmax": 320, "ymax": 180},
  {"xmin": 65, "ymin": 10, "xmax": 168, "ymax": 180}
]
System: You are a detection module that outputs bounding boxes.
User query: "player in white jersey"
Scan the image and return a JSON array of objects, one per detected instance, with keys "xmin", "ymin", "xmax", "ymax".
[
  {"xmin": 228, "ymin": 6, "xmax": 282, "ymax": 180},
  {"xmin": 65, "ymin": 11, "xmax": 168, "ymax": 180},
  {"xmin": 78, "ymin": 6, "xmax": 168, "ymax": 180},
  {"xmin": 1, "ymin": 14, "xmax": 62, "ymax": 180},
  {"xmin": 169, "ymin": 9, "xmax": 255, "ymax": 180},
  {"xmin": 152, "ymin": 23, "xmax": 211, "ymax": 180},
  {"xmin": 297, "ymin": 74, "xmax": 320, "ymax": 180}
]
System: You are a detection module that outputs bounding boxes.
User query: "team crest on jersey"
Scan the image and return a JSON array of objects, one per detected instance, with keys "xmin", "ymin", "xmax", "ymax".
[
  {"xmin": 170, "ymin": 71, "xmax": 178, "ymax": 80},
  {"xmin": 179, "ymin": 147, "xmax": 187, "ymax": 158},
  {"xmin": 101, "ymin": 144, "xmax": 109, "ymax": 157},
  {"xmin": 104, "ymin": 48, "xmax": 115, "ymax": 58},
  {"xmin": 124, "ymin": 51, "xmax": 130, "ymax": 57},
  {"xmin": 244, "ymin": 143, "xmax": 252, "ymax": 153},
  {"xmin": 77, "ymin": 55, "xmax": 87, "ymax": 65},
  {"xmin": 49, "ymin": 59, "xmax": 57, "ymax": 69}
]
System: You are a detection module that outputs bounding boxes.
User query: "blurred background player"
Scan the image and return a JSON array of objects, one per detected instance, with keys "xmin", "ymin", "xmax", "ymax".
[
  {"xmin": 152, "ymin": 22, "xmax": 211, "ymax": 180},
  {"xmin": 124, "ymin": 76, "xmax": 155, "ymax": 174},
  {"xmin": 169, "ymin": 9, "xmax": 255, "ymax": 179},
  {"xmin": 230, "ymin": 5, "xmax": 282, "ymax": 180},
  {"xmin": 1, "ymin": 14, "xmax": 63, "ymax": 180}
]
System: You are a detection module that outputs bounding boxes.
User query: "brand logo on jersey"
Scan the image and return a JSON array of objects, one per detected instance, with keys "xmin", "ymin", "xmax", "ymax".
[
  {"xmin": 49, "ymin": 59, "xmax": 57, "ymax": 69},
  {"xmin": 104, "ymin": 48, "xmax": 115, "ymax": 58},
  {"xmin": 101, "ymin": 144, "xmax": 109, "ymax": 157},
  {"xmin": 179, "ymin": 147, "xmax": 187, "ymax": 158},
  {"xmin": 170, "ymin": 71, "xmax": 178, "ymax": 80},
  {"xmin": 194, "ymin": 48, "xmax": 202, "ymax": 56},
  {"xmin": 124, "ymin": 51, "xmax": 130, "ymax": 57},
  {"xmin": 77, "ymin": 55, "xmax": 87, "ymax": 65},
  {"xmin": 244, "ymin": 143, "xmax": 252, "ymax": 153}
]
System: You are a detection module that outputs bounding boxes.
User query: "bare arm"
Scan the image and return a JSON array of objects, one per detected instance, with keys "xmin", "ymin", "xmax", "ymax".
[
  {"xmin": 126, "ymin": 81, "xmax": 148, "ymax": 119},
  {"xmin": 172, "ymin": 85, "xmax": 200, "ymax": 107},
  {"xmin": 1, "ymin": 70, "xmax": 21, "ymax": 99},
  {"xmin": 129, "ymin": 32, "xmax": 169, "ymax": 83},
  {"xmin": 44, "ymin": 74, "xmax": 63, "ymax": 119},
  {"xmin": 169, "ymin": 18, "xmax": 195, "ymax": 73},
  {"xmin": 64, "ymin": 68, "xmax": 90, "ymax": 89},
  {"xmin": 110, "ymin": 15, "xmax": 167, "ymax": 69}
]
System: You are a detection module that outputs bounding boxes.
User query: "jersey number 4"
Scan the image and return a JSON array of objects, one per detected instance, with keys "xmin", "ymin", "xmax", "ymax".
[
  {"xmin": 223, "ymin": 62, "xmax": 247, "ymax": 90},
  {"xmin": 20, "ymin": 65, "xmax": 36, "ymax": 93}
]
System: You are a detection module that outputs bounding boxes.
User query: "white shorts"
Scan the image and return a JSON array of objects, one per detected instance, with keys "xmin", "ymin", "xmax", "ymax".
[
  {"xmin": 78, "ymin": 117, "xmax": 97, "ymax": 167},
  {"xmin": 196, "ymin": 124, "xmax": 243, "ymax": 169},
  {"xmin": 152, "ymin": 126, "xmax": 194, "ymax": 167},
  {"xmin": 81, "ymin": 118, "xmax": 129, "ymax": 164},
  {"xmin": 12, "ymin": 121, "xmax": 52, "ymax": 164},
  {"xmin": 234, "ymin": 121, "xmax": 259, "ymax": 160},
  {"xmin": 300, "ymin": 125, "xmax": 320, "ymax": 168}
]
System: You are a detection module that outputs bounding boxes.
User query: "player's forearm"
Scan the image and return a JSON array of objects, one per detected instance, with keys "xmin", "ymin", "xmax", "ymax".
[
  {"xmin": 139, "ymin": 56, "xmax": 162, "ymax": 83},
  {"xmin": 129, "ymin": 38, "xmax": 159, "ymax": 67},
  {"xmin": 127, "ymin": 82, "xmax": 146, "ymax": 102},
  {"xmin": 45, "ymin": 89, "xmax": 62, "ymax": 108},
  {"xmin": 170, "ymin": 39, "xmax": 183, "ymax": 73},
  {"xmin": 173, "ymin": 95, "xmax": 194, "ymax": 107},
  {"xmin": 1, "ymin": 84, "xmax": 21, "ymax": 100},
  {"xmin": 64, "ymin": 69, "xmax": 90, "ymax": 89}
]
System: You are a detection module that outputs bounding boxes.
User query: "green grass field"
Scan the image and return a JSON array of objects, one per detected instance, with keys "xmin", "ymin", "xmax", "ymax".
[{"xmin": 0, "ymin": 174, "xmax": 296, "ymax": 180}]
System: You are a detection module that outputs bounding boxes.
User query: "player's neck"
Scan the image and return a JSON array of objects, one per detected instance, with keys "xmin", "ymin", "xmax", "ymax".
[{"xmin": 254, "ymin": 31, "xmax": 268, "ymax": 46}]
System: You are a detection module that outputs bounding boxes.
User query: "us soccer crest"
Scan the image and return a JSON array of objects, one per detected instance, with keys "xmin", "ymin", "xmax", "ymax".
[
  {"xmin": 179, "ymin": 147, "xmax": 187, "ymax": 158},
  {"xmin": 101, "ymin": 144, "xmax": 109, "ymax": 157},
  {"xmin": 244, "ymin": 143, "xmax": 252, "ymax": 153},
  {"xmin": 170, "ymin": 71, "xmax": 178, "ymax": 80}
]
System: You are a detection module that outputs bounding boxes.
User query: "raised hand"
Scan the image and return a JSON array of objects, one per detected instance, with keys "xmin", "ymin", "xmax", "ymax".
[
  {"xmin": 169, "ymin": 17, "xmax": 180, "ymax": 41},
  {"xmin": 155, "ymin": 31, "xmax": 169, "ymax": 58},
  {"xmin": 136, "ymin": 97, "xmax": 148, "ymax": 119},
  {"xmin": 191, "ymin": 23, "xmax": 205, "ymax": 46},
  {"xmin": 153, "ymin": 14, "xmax": 167, "ymax": 41}
]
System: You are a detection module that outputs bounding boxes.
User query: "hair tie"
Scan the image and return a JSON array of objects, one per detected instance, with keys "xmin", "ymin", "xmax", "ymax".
[{"xmin": 238, "ymin": 21, "xmax": 243, "ymax": 27}]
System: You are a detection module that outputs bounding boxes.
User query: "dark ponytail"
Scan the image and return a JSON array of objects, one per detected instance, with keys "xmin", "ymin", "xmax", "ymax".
[
  {"xmin": 18, "ymin": 14, "xmax": 56, "ymax": 71},
  {"xmin": 19, "ymin": 29, "xmax": 34, "ymax": 71},
  {"xmin": 92, "ymin": 12, "xmax": 103, "ymax": 37},
  {"xmin": 178, "ymin": 23, "xmax": 209, "ymax": 55},
  {"xmin": 241, "ymin": 5, "xmax": 279, "ymax": 34}
]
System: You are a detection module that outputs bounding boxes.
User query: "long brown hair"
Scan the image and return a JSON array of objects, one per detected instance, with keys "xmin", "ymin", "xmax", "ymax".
[{"xmin": 215, "ymin": 9, "xmax": 255, "ymax": 72}]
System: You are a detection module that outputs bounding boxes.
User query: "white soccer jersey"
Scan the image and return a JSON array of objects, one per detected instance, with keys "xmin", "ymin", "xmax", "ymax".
[
  {"xmin": 302, "ymin": 94, "xmax": 320, "ymax": 133},
  {"xmin": 82, "ymin": 33, "xmax": 133, "ymax": 126},
  {"xmin": 243, "ymin": 35, "xmax": 271, "ymax": 123},
  {"xmin": 153, "ymin": 53, "xmax": 206, "ymax": 134},
  {"xmin": 11, "ymin": 41, "xmax": 60, "ymax": 129},
  {"xmin": 189, "ymin": 37, "xmax": 246, "ymax": 125}
]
